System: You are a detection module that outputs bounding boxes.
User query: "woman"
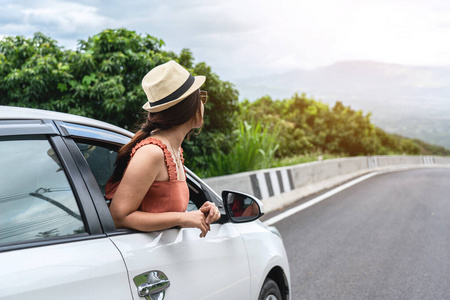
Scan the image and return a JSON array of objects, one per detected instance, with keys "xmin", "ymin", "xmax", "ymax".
[{"xmin": 106, "ymin": 60, "xmax": 221, "ymax": 238}]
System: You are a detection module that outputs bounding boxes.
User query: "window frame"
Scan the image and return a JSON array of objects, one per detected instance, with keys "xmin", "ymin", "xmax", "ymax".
[
  {"xmin": 0, "ymin": 119, "xmax": 58, "ymax": 136},
  {"xmin": 0, "ymin": 128, "xmax": 105, "ymax": 252},
  {"xmin": 54, "ymin": 121, "xmax": 133, "ymax": 234},
  {"xmin": 62, "ymin": 137, "xmax": 118, "ymax": 234}
]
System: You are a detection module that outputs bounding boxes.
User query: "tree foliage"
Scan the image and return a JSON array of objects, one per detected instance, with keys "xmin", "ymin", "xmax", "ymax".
[
  {"xmin": 0, "ymin": 33, "xmax": 71, "ymax": 112},
  {"xmin": 0, "ymin": 29, "xmax": 239, "ymax": 169},
  {"xmin": 240, "ymin": 94, "xmax": 450, "ymax": 158},
  {"xmin": 0, "ymin": 30, "xmax": 169, "ymax": 128},
  {"xmin": 183, "ymin": 61, "xmax": 240, "ymax": 172}
]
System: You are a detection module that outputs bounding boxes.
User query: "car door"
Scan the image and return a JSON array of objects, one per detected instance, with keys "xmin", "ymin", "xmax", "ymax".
[
  {"xmin": 61, "ymin": 122, "xmax": 252, "ymax": 299},
  {"xmin": 110, "ymin": 222, "xmax": 251, "ymax": 299},
  {"xmin": 109, "ymin": 178, "xmax": 252, "ymax": 300},
  {"xmin": 0, "ymin": 120, "xmax": 131, "ymax": 300}
]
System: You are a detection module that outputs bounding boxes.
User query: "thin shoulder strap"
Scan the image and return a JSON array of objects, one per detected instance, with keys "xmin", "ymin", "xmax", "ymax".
[
  {"xmin": 131, "ymin": 137, "xmax": 178, "ymax": 181},
  {"xmin": 180, "ymin": 147, "xmax": 186, "ymax": 175}
]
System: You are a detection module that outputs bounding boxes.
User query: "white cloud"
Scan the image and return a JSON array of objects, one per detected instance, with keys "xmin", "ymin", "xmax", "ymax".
[
  {"xmin": 22, "ymin": 1, "xmax": 114, "ymax": 36},
  {"xmin": 1, "ymin": 0, "xmax": 450, "ymax": 80},
  {"xmin": 0, "ymin": 0, "xmax": 116, "ymax": 48}
]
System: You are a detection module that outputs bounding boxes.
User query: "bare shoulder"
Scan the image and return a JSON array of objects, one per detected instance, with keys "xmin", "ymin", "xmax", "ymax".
[
  {"xmin": 131, "ymin": 143, "xmax": 165, "ymax": 164},
  {"xmin": 125, "ymin": 143, "xmax": 167, "ymax": 181},
  {"xmin": 134, "ymin": 143, "xmax": 164, "ymax": 157}
]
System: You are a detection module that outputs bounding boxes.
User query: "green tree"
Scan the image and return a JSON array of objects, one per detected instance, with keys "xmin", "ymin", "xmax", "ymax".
[
  {"xmin": 0, "ymin": 33, "xmax": 72, "ymax": 110},
  {"xmin": 181, "ymin": 56, "xmax": 240, "ymax": 173},
  {"xmin": 241, "ymin": 95, "xmax": 314, "ymax": 157},
  {"xmin": 238, "ymin": 93, "xmax": 446, "ymax": 158},
  {"xmin": 65, "ymin": 28, "xmax": 169, "ymax": 129},
  {"xmin": 0, "ymin": 29, "xmax": 240, "ymax": 173}
]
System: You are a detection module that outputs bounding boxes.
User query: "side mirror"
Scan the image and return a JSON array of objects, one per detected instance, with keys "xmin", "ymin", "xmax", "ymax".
[{"xmin": 222, "ymin": 190, "xmax": 264, "ymax": 223}]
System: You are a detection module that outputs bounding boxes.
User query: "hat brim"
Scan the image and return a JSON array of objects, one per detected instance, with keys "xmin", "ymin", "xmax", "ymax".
[{"xmin": 143, "ymin": 75, "xmax": 206, "ymax": 113}]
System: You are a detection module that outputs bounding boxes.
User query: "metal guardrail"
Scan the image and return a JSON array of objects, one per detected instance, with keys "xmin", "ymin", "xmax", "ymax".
[{"xmin": 204, "ymin": 156, "xmax": 450, "ymax": 207}]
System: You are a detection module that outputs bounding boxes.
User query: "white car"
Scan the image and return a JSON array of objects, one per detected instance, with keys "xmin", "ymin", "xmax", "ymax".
[{"xmin": 0, "ymin": 106, "xmax": 290, "ymax": 300}]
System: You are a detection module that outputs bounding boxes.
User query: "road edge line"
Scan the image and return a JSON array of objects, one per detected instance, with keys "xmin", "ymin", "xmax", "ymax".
[{"xmin": 263, "ymin": 171, "xmax": 381, "ymax": 226}]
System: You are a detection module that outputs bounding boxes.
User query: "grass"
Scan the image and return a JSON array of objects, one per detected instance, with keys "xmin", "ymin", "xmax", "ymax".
[{"xmin": 203, "ymin": 120, "xmax": 279, "ymax": 177}]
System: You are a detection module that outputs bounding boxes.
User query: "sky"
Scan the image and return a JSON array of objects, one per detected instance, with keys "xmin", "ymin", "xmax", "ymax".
[{"xmin": 1, "ymin": 0, "xmax": 450, "ymax": 83}]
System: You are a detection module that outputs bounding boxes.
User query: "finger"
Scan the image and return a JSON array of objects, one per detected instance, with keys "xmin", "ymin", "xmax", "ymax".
[
  {"xmin": 211, "ymin": 207, "xmax": 220, "ymax": 223},
  {"xmin": 201, "ymin": 209, "xmax": 210, "ymax": 220},
  {"xmin": 200, "ymin": 219, "xmax": 208, "ymax": 236},
  {"xmin": 201, "ymin": 201, "xmax": 211, "ymax": 209},
  {"xmin": 206, "ymin": 204, "xmax": 218, "ymax": 224},
  {"xmin": 207, "ymin": 211, "xmax": 218, "ymax": 224},
  {"xmin": 200, "ymin": 225, "xmax": 208, "ymax": 238},
  {"xmin": 206, "ymin": 213, "xmax": 212, "ymax": 224},
  {"xmin": 200, "ymin": 202, "xmax": 211, "ymax": 214}
]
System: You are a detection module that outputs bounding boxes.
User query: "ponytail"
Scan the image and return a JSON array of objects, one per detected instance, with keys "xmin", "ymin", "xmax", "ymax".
[{"xmin": 110, "ymin": 127, "xmax": 152, "ymax": 183}]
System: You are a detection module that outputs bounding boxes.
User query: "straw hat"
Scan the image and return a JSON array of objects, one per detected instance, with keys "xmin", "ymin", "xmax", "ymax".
[{"xmin": 142, "ymin": 60, "xmax": 206, "ymax": 112}]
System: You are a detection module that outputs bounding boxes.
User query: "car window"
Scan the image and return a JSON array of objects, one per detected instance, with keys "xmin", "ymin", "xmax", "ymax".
[
  {"xmin": 0, "ymin": 136, "xmax": 86, "ymax": 246},
  {"xmin": 74, "ymin": 140, "xmax": 208, "ymax": 211},
  {"xmin": 187, "ymin": 180, "xmax": 208, "ymax": 211},
  {"xmin": 186, "ymin": 200, "xmax": 198, "ymax": 211},
  {"xmin": 75, "ymin": 142, "xmax": 117, "ymax": 195}
]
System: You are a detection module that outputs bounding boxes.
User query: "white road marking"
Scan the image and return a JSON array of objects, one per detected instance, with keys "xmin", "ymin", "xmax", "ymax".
[
  {"xmin": 280, "ymin": 169, "xmax": 291, "ymax": 192},
  {"xmin": 270, "ymin": 170, "xmax": 281, "ymax": 195},
  {"xmin": 256, "ymin": 171, "xmax": 270, "ymax": 199},
  {"xmin": 264, "ymin": 171, "xmax": 381, "ymax": 226}
]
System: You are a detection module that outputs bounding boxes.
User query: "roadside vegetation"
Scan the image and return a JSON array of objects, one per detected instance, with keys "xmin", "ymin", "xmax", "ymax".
[{"xmin": 1, "ymin": 29, "xmax": 449, "ymax": 177}]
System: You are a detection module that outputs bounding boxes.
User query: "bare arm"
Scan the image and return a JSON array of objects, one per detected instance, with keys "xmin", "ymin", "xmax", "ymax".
[{"xmin": 109, "ymin": 145, "xmax": 211, "ymax": 236}]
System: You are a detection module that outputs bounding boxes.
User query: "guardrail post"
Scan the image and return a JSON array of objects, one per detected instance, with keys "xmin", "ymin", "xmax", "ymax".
[
  {"xmin": 422, "ymin": 156, "xmax": 434, "ymax": 165},
  {"xmin": 368, "ymin": 156, "xmax": 378, "ymax": 169}
]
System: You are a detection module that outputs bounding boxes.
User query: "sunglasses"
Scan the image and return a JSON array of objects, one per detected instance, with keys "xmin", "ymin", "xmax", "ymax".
[{"xmin": 200, "ymin": 90, "xmax": 208, "ymax": 104}]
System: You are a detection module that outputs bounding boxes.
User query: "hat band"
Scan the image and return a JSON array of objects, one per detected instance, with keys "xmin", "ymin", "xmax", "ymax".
[{"xmin": 149, "ymin": 74, "xmax": 195, "ymax": 107}]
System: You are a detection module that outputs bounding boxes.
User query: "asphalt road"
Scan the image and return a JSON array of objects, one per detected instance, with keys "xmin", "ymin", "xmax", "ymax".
[{"xmin": 272, "ymin": 168, "xmax": 450, "ymax": 300}]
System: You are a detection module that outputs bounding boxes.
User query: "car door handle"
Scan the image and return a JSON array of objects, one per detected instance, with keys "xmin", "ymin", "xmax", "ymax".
[{"xmin": 134, "ymin": 270, "xmax": 170, "ymax": 300}]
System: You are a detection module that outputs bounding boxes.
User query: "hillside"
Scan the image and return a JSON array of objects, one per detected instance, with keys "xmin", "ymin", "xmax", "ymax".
[{"xmin": 235, "ymin": 61, "xmax": 450, "ymax": 149}]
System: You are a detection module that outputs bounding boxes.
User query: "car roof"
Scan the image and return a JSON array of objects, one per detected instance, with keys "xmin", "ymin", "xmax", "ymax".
[{"xmin": 0, "ymin": 105, "xmax": 134, "ymax": 137}]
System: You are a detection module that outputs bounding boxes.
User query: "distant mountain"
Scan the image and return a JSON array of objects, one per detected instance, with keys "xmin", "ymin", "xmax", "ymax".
[{"xmin": 235, "ymin": 61, "xmax": 450, "ymax": 149}]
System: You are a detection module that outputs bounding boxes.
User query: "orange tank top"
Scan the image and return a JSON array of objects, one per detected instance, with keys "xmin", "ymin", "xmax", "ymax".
[{"xmin": 105, "ymin": 137, "xmax": 189, "ymax": 213}]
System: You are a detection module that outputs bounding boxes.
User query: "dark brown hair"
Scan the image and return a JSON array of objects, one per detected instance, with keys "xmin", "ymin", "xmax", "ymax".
[{"xmin": 110, "ymin": 90, "xmax": 202, "ymax": 182}]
